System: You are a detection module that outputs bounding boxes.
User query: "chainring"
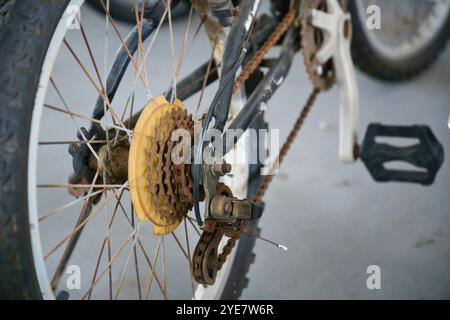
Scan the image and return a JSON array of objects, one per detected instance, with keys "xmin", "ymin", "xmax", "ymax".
[{"xmin": 301, "ymin": 0, "xmax": 348, "ymax": 90}]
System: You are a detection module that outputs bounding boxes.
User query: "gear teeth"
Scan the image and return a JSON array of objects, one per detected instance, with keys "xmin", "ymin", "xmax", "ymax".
[
  {"xmin": 147, "ymin": 107, "xmax": 196, "ymax": 225},
  {"xmin": 300, "ymin": 0, "xmax": 338, "ymax": 91}
]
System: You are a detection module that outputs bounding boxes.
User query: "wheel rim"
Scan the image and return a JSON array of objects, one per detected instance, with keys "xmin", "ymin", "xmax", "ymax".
[
  {"xmin": 355, "ymin": 0, "xmax": 450, "ymax": 61},
  {"xmin": 27, "ymin": 0, "xmax": 249, "ymax": 300}
]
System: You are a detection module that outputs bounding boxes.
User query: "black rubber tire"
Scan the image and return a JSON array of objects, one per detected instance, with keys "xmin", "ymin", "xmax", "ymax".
[
  {"xmin": 0, "ymin": 0, "xmax": 13, "ymax": 27},
  {"xmin": 0, "ymin": 0, "xmax": 259, "ymax": 300},
  {"xmin": 0, "ymin": 0, "xmax": 70, "ymax": 300},
  {"xmin": 349, "ymin": 1, "xmax": 450, "ymax": 81},
  {"xmin": 86, "ymin": 0, "xmax": 190, "ymax": 24}
]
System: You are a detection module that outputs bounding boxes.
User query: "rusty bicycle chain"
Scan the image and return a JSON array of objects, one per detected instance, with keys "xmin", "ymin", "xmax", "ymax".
[
  {"xmin": 194, "ymin": 0, "xmax": 322, "ymax": 281},
  {"xmin": 232, "ymin": 0, "xmax": 300, "ymax": 94},
  {"xmin": 215, "ymin": 87, "xmax": 320, "ymax": 271}
]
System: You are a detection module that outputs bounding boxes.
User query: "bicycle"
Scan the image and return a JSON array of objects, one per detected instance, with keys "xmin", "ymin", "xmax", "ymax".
[{"xmin": 0, "ymin": 0, "xmax": 446, "ymax": 300}]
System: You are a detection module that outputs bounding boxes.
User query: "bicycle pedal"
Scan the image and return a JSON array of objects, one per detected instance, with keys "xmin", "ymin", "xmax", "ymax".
[{"xmin": 360, "ymin": 123, "xmax": 444, "ymax": 185}]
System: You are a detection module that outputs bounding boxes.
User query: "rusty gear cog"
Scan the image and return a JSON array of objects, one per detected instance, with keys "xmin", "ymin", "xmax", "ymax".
[
  {"xmin": 148, "ymin": 107, "xmax": 195, "ymax": 225},
  {"xmin": 301, "ymin": 0, "xmax": 348, "ymax": 90},
  {"xmin": 129, "ymin": 95, "xmax": 198, "ymax": 235}
]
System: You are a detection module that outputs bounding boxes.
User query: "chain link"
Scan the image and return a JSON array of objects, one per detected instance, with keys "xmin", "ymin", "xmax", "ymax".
[{"xmin": 233, "ymin": 0, "xmax": 300, "ymax": 93}]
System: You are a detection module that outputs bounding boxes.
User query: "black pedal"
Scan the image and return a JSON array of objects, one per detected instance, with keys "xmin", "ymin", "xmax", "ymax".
[{"xmin": 360, "ymin": 123, "xmax": 444, "ymax": 185}]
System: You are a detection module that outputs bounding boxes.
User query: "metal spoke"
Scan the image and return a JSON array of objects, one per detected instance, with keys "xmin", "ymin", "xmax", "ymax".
[
  {"xmin": 143, "ymin": 7, "xmax": 168, "ymax": 67},
  {"xmin": 187, "ymin": 216, "xmax": 202, "ymax": 236},
  {"xmin": 130, "ymin": 205, "xmax": 143, "ymax": 299},
  {"xmin": 81, "ymin": 227, "xmax": 138, "ymax": 300},
  {"xmin": 195, "ymin": 47, "xmax": 216, "ymax": 117},
  {"xmin": 112, "ymin": 208, "xmax": 142, "ymax": 300},
  {"xmin": 86, "ymin": 235, "xmax": 108, "ymax": 300},
  {"xmin": 133, "ymin": 0, "xmax": 150, "ymax": 92},
  {"xmin": 137, "ymin": 237, "xmax": 168, "ymax": 299},
  {"xmin": 162, "ymin": 235, "xmax": 168, "ymax": 297},
  {"xmin": 49, "ymin": 78, "xmax": 100, "ymax": 160},
  {"xmin": 120, "ymin": 7, "xmax": 168, "ymax": 115},
  {"xmin": 174, "ymin": 5, "xmax": 195, "ymax": 81},
  {"xmin": 50, "ymin": 198, "xmax": 95, "ymax": 290},
  {"xmin": 62, "ymin": 39, "xmax": 127, "ymax": 131},
  {"xmin": 107, "ymin": 230, "xmax": 113, "ymax": 299},
  {"xmin": 102, "ymin": 0, "xmax": 112, "ymax": 155},
  {"xmin": 120, "ymin": 92, "xmax": 133, "ymax": 124},
  {"xmin": 111, "ymin": 192, "xmax": 167, "ymax": 298},
  {"xmin": 113, "ymin": 224, "xmax": 140, "ymax": 300},
  {"xmin": 96, "ymin": 0, "xmax": 152, "ymax": 98},
  {"xmin": 44, "ymin": 182, "xmax": 128, "ymax": 260},
  {"xmin": 103, "ymin": 189, "xmax": 113, "ymax": 300},
  {"xmin": 78, "ymin": 21, "xmax": 120, "ymax": 127},
  {"xmin": 86, "ymin": 188, "xmax": 125, "ymax": 299},
  {"xmin": 128, "ymin": 92, "xmax": 135, "ymax": 129},
  {"xmin": 39, "ymin": 140, "xmax": 107, "ymax": 146},
  {"xmin": 38, "ymin": 188, "xmax": 104, "ymax": 222},
  {"xmin": 184, "ymin": 219, "xmax": 195, "ymax": 297},
  {"xmin": 170, "ymin": 232, "xmax": 189, "ymax": 261},
  {"xmin": 167, "ymin": 0, "xmax": 177, "ymax": 101},
  {"xmin": 144, "ymin": 238, "xmax": 162, "ymax": 300},
  {"xmin": 49, "ymin": 169, "xmax": 100, "ymax": 289},
  {"xmin": 37, "ymin": 184, "xmax": 124, "ymax": 189},
  {"xmin": 43, "ymin": 103, "xmax": 130, "ymax": 134}
]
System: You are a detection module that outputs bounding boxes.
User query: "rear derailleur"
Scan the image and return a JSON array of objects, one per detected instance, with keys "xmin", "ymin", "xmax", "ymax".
[{"xmin": 192, "ymin": 147, "xmax": 264, "ymax": 285}]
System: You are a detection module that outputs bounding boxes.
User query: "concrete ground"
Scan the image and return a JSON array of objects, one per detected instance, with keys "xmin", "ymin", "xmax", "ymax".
[
  {"xmin": 242, "ymin": 46, "xmax": 450, "ymax": 300},
  {"xmin": 36, "ymin": 4, "xmax": 450, "ymax": 299},
  {"xmin": 242, "ymin": 37, "xmax": 450, "ymax": 300}
]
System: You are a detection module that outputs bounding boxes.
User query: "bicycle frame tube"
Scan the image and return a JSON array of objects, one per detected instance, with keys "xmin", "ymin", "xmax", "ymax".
[
  {"xmin": 223, "ymin": 27, "xmax": 298, "ymax": 155},
  {"xmin": 192, "ymin": 0, "xmax": 260, "ymax": 226},
  {"xmin": 211, "ymin": 0, "xmax": 261, "ymax": 132}
]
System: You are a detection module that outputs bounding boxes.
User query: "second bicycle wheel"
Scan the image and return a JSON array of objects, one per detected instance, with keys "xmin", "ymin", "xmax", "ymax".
[{"xmin": 349, "ymin": 0, "xmax": 450, "ymax": 81}]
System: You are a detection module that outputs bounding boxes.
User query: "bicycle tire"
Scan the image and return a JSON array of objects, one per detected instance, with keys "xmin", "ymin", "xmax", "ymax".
[{"xmin": 349, "ymin": 1, "xmax": 450, "ymax": 81}]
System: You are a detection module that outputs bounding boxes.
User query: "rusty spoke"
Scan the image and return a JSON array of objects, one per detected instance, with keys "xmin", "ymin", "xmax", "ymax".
[{"xmin": 44, "ymin": 183, "xmax": 128, "ymax": 261}]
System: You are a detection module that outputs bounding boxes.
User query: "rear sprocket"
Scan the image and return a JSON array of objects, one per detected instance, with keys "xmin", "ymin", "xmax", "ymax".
[{"xmin": 128, "ymin": 95, "xmax": 195, "ymax": 235}]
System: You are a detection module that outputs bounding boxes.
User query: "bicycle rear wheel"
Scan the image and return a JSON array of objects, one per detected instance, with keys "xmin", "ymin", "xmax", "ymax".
[{"xmin": 0, "ymin": 0, "xmax": 262, "ymax": 299}]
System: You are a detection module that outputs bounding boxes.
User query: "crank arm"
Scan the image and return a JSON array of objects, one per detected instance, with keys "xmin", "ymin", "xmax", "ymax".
[{"xmin": 309, "ymin": 0, "xmax": 359, "ymax": 163}]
